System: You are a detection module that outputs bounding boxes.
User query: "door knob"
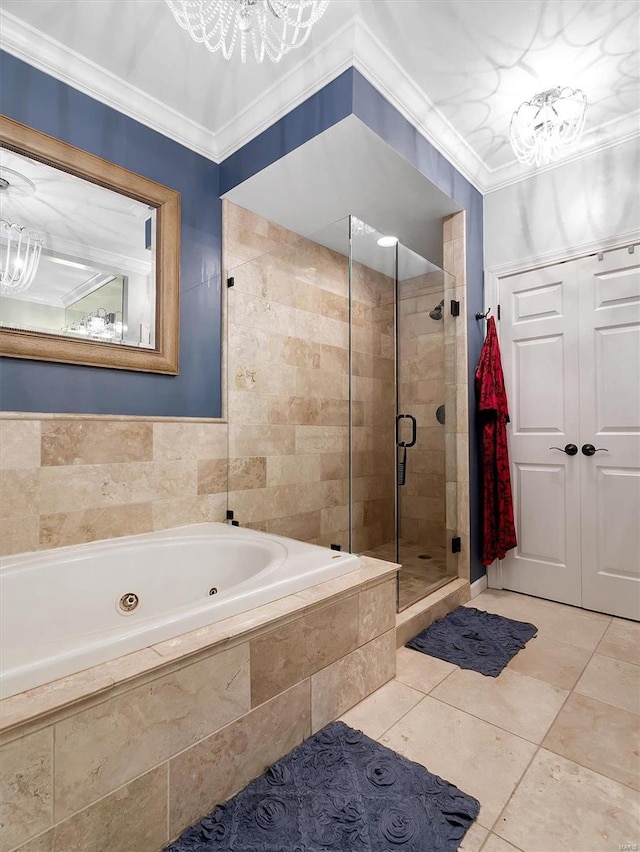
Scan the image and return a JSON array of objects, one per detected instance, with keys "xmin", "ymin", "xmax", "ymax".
[
  {"xmin": 550, "ymin": 444, "xmax": 578, "ymax": 456},
  {"xmin": 581, "ymin": 444, "xmax": 609, "ymax": 456}
]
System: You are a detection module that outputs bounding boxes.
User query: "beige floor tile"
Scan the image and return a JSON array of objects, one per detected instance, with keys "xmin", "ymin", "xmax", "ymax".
[
  {"xmin": 466, "ymin": 590, "xmax": 530, "ymax": 621},
  {"xmin": 506, "ymin": 635, "xmax": 591, "ymax": 690},
  {"xmin": 379, "ymin": 696, "xmax": 537, "ymax": 830},
  {"xmin": 472, "ymin": 591, "xmax": 611, "ymax": 652},
  {"xmin": 543, "ymin": 692, "xmax": 640, "ymax": 791},
  {"xmin": 339, "ymin": 678, "xmax": 423, "ymax": 739},
  {"xmin": 458, "ymin": 821, "xmax": 488, "ymax": 851},
  {"xmin": 431, "ymin": 667, "xmax": 568, "ymax": 743},
  {"xmin": 395, "ymin": 646, "xmax": 457, "ymax": 694},
  {"xmin": 597, "ymin": 618, "xmax": 640, "ymax": 666},
  {"xmin": 575, "ymin": 653, "xmax": 640, "ymax": 715},
  {"xmin": 513, "ymin": 601, "xmax": 610, "ymax": 651},
  {"xmin": 482, "ymin": 835, "xmax": 522, "ymax": 852},
  {"xmin": 495, "ymin": 749, "xmax": 639, "ymax": 852}
]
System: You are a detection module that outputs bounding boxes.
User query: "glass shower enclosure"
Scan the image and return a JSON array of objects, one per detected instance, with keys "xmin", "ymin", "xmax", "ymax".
[{"xmin": 226, "ymin": 210, "xmax": 458, "ymax": 612}]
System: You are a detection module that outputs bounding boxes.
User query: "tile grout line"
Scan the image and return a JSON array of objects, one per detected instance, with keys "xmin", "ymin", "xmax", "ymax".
[
  {"xmin": 425, "ymin": 664, "xmax": 572, "ymax": 748},
  {"xmin": 369, "ymin": 664, "xmax": 461, "ymax": 743},
  {"xmin": 484, "ymin": 611, "xmax": 618, "ymax": 842}
]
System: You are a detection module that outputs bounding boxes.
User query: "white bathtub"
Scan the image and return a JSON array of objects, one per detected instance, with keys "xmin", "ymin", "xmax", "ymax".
[{"xmin": 0, "ymin": 523, "xmax": 359, "ymax": 700}]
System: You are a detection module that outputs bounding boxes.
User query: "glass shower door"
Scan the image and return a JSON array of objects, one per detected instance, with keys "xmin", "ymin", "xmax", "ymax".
[
  {"xmin": 350, "ymin": 223, "xmax": 457, "ymax": 609},
  {"xmin": 395, "ymin": 249, "xmax": 451, "ymax": 608}
]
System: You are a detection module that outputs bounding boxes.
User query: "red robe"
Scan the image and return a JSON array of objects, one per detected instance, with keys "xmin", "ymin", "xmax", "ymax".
[{"xmin": 475, "ymin": 316, "xmax": 517, "ymax": 565}]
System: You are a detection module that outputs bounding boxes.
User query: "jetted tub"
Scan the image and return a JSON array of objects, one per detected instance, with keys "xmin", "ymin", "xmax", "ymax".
[{"xmin": 0, "ymin": 523, "xmax": 359, "ymax": 699}]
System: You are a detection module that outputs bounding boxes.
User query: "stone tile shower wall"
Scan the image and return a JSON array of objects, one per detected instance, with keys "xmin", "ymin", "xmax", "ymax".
[
  {"xmin": 224, "ymin": 202, "xmax": 394, "ymax": 551},
  {"xmin": 443, "ymin": 211, "xmax": 470, "ymax": 581},
  {"xmin": 0, "ymin": 418, "xmax": 228, "ymax": 556},
  {"xmin": 397, "ymin": 273, "xmax": 446, "ymax": 552}
]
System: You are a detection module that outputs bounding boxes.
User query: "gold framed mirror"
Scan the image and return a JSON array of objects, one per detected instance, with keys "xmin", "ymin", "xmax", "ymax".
[{"xmin": 0, "ymin": 116, "xmax": 180, "ymax": 374}]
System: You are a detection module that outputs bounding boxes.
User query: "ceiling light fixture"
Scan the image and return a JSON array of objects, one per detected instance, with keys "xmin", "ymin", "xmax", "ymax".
[
  {"xmin": 165, "ymin": 0, "xmax": 330, "ymax": 64},
  {"xmin": 0, "ymin": 218, "xmax": 44, "ymax": 296},
  {"xmin": 377, "ymin": 235, "xmax": 398, "ymax": 248},
  {"xmin": 510, "ymin": 86, "xmax": 587, "ymax": 167}
]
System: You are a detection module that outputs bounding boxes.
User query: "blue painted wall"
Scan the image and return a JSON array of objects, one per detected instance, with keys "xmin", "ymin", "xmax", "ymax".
[
  {"xmin": 0, "ymin": 51, "xmax": 222, "ymax": 417},
  {"xmin": 220, "ymin": 69, "xmax": 355, "ymax": 194}
]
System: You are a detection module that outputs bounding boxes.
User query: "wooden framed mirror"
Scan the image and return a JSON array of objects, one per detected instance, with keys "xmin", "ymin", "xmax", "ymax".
[{"xmin": 0, "ymin": 116, "xmax": 180, "ymax": 374}]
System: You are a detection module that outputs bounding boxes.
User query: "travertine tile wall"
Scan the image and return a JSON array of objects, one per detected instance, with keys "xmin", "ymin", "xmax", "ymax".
[
  {"xmin": 225, "ymin": 202, "xmax": 394, "ymax": 552},
  {"xmin": 443, "ymin": 211, "xmax": 470, "ymax": 580},
  {"xmin": 0, "ymin": 571, "xmax": 396, "ymax": 852},
  {"xmin": 351, "ymin": 263, "xmax": 395, "ymax": 553},
  {"xmin": 0, "ymin": 418, "xmax": 228, "ymax": 556},
  {"xmin": 397, "ymin": 274, "xmax": 446, "ymax": 551}
]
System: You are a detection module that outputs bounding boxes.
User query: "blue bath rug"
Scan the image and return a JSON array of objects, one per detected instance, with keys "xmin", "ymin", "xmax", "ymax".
[
  {"xmin": 165, "ymin": 720, "xmax": 479, "ymax": 851},
  {"xmin": 406, "ymin": 606, "xmax": 537, "ymax": 677}
]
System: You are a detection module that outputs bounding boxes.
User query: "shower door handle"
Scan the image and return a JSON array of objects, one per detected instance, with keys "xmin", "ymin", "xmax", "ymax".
[{"xmin": 396, "ymin": 414, "xmax": 417, "ymax": 448}]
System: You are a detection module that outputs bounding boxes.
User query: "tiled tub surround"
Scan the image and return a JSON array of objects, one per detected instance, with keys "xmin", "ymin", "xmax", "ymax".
[
  {"xmin": 0, "ymin": 418, "xmax": 229, "ymax": 557},
  {"xmin": 0, "ymin": 556, "xmax": 398, "ymax": 852},
  {"xmin": 225, "ymin": 202, "xmax": 395, "ymax": 553},
  {"xmin": 1, "ymin": 524, "xmax": 360, "ymax": 698}
]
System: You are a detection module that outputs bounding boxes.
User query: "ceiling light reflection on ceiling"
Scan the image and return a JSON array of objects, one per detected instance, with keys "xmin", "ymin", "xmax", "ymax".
[
  {"xmin": 377, "ymin": 235, "xmax": 398, "ymax": 247},
  {"xmin": 510, "ymin": 86, "xmax": 587, "ymax": 167},
  {"xmin": 351, "ymin": 217, "xmax": 376, "ymax": 237},
  {"xmin": 165, "ymin": 0, "xmax": 331, "ymax": 64}
]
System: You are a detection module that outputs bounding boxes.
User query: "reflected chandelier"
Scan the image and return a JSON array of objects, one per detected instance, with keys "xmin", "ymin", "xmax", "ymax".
[
  {"xmin": 510, "ymin": 86, "xmax": 587, "ymax": 166},
  {"xmin": 0, "ymin": 218, "xmax": 44, "ymax": 296},
  {"xmin": 165, "ymin": 0, "xmax": 330, "ymax": 63}
]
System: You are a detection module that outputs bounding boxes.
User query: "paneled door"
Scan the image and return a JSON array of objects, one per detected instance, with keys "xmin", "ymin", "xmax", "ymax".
[
  {"xmin": 499, "ymin": 262, "xmax": 582, "ymax": 606},
  {"xmin": 498, "ymin": 247, "xmax": 640, "ymax": 620},
  {"xmin": 578, "ymin": 249, "xmax": 640, "ymax": 620}
]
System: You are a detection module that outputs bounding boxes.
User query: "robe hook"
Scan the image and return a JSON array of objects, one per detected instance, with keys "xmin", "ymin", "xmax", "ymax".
[{"xmin": 475, "ymin": 308, "xmax": 491, "ymax": 321}]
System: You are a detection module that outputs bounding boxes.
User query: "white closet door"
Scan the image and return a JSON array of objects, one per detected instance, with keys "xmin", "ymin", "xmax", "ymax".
[
  {"xmin": 578, "ymin": 248, "xmax": 640, "ymax": 620},
  {"xmin": 498, "ymin": 262, "xmax": 582, "ymax": 605}
]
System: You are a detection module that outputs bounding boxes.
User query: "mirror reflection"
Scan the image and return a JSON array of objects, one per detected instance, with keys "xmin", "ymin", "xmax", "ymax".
[{"xmin": 0, "ymin": 148, "xmax": 155, "ymax": 348}]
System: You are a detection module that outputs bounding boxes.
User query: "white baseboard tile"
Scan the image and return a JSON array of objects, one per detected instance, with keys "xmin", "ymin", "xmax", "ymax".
[{"xmin": 470, "ymin": 574, "xmax": 488, "ymax": 598}]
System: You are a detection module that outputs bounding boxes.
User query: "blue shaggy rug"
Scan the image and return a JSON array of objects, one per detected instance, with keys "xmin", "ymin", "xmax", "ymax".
[
  {"xmin": 406, "ymin": 606, "xmax": 537, "ymax": 677},
  {"xmin": 165, "ymin": 721, "xmax": 479, "ymax": 851}
]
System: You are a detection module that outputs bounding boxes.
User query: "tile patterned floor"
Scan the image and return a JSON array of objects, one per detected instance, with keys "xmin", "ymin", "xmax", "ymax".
[{"xmin": 340, "ymin": 589, "xmax": 640, "ymax": 852}]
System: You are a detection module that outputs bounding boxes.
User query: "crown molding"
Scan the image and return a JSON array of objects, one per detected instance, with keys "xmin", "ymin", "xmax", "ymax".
[
  {"xmin": 0, "ymin": 9, "xmax": 218, "ymax": 162},
  {"xmin": 214, "ymin": 17, "xmax": 358, "ymax": 161},
  {"xmin": 215, "ymin": 15, "xmax": 492, "ymax": 190},
  {"xmin": 350, "ymin": 19, "xmax": 490, "ymax": 193},
  {"xmin": 2, "ymin": 7, "xmax": 637, "ymax": 194}
]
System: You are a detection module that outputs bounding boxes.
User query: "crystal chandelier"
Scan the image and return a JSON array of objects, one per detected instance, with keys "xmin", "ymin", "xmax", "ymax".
[
  {"xmin": 165, "ymin": 0, "xmax": 330, "ymax": 63},
  {"xmin": 0, "ymin": 217, "xmax": 44, "ymax": 296},
  {"xmin": 510, "ymin": 86, "xmax": 587, "ymax": 167}
]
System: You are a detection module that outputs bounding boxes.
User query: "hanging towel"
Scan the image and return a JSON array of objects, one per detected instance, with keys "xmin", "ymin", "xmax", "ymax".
[{"xmin": 475, "ymin": 316, "xmax": 517, "ymax": 565}]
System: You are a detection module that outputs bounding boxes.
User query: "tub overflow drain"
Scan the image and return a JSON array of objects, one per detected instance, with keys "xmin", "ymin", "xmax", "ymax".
[{"xmin": 118, "ymin": 593, "xmax": 139, "ymax": 613}]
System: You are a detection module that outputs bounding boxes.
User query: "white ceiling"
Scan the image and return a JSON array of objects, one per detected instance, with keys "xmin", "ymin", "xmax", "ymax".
[{"xmin": 2, "ymin": 0, "xmax": 638, "ymax": 192}]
